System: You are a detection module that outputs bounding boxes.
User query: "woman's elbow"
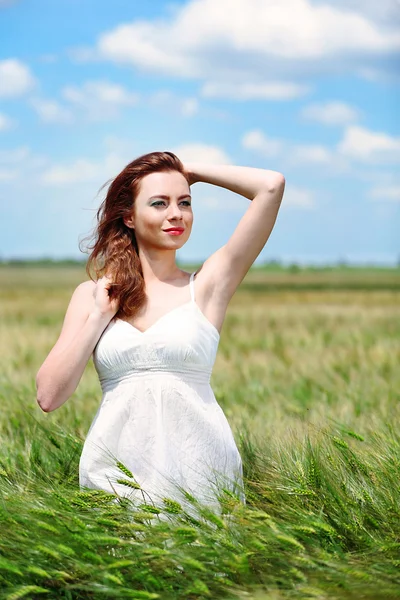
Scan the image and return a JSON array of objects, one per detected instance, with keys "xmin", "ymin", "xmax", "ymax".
[
  {"xmin": 36, "ymin": 388, "xmax": 67, "ymax": 412},
  {"xmin": 271, "ymin": 172, "xmax": 285, "ymax": 191},
  {"xmin": 36, "ymin": 382, "xmax": 55, "ymax": 413},
  {"xmin": 262, "ymin": 172, "xmax": 285, "ymax": 196},
  {"xmin": 37, "ymin": 395, "xmax": 54, "ymax": 413},
  {"xmin": 36, "ymin": 371, "xmax": 57, "ymax": 412}
]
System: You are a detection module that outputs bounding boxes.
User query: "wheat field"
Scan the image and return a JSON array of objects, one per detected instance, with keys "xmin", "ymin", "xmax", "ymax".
[{"xmin": 1, "ymin": 264, "xmax": 399, "ymax": 599}]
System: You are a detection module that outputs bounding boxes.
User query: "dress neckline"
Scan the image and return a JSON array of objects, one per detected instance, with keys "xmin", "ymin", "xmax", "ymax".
[
  {"xmin": 115, "ymin": 300, "xmax": 220, "ymax": 339},
  {"xmin": 114, "ymin": 272, "xmax": 221, "ymax": 339}
]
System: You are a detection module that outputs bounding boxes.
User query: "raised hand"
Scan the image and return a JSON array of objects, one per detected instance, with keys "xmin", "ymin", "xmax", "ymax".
[
  {"xmin": 92, "ymin": 275, "xmax": 120, "ymax": 319},
  {"xmin": 182, "ymin": 162, "xmax": 200, "ymax": 186}
]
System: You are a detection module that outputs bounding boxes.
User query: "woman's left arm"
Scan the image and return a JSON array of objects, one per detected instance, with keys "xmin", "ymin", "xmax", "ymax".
[{"xmin": 183, "ymin": 162, "xmax": 285, "ymax": 303}]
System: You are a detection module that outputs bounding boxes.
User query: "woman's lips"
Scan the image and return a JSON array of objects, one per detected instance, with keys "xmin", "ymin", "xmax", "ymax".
[{"xmin": 163, "ymin": 228, "xmax": 184, "ymax": 235}]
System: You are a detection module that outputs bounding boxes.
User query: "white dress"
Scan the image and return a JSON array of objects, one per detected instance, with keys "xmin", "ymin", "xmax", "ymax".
[{"xmin": 79, "ymin": 271, "xmax": 245, "ymax": 514}]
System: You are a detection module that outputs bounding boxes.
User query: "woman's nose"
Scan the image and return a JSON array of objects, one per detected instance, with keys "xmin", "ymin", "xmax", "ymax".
[{"xmin": 168, "ymin": 204, "xmax": 183, "ymax": 219}]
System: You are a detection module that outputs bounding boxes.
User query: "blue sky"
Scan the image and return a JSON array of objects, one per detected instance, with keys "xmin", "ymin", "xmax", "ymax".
[{"xmin": 0, "ymin": 0, "xmax": 399, "ymax": 265}]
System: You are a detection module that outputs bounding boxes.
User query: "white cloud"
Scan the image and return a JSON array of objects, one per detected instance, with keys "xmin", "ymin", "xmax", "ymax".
[
  {"xmin": 0, "ymin": 168, "xmax": 18, "ymax": 182},
  {"xmin": 101, "ymin": 135, "xmax": 136, "ymax": 160},
  {"xmin": 356, "ymin": 67, "xmax": 386, "ymax": 83},
  {"xmin": 242, "ymin": 130, "xmax": 284, "ymax": 158},
  {"xmin": 369, "ymin": 185, "xmax": 400, "ymax": 202},
  {"xmin": 148, "ymin": 90, "xmax": 199, "ymax": 117},
  {"xmin": 0, "ymin": 146, "xmax": 49, "ymax": 187},
  {"xmin": 61, "ymin": 79, "xmax": 140, "ymax": 120},
  {"xmin": 29, "ymin": 80, "xmax": 141, "ymax": 126},
  {"xmin": 8, "ymin": 142, "xmax": 229, "ymax": 189},
  {"xmin": 242, "ymin": 124, "xmax": 400, "ymax": 171},
  {"xmin": 181, "ymin": 98, "xmax": 199, "ymax": 117},
  {"xmin": 63, "ymin": 80, "xmax": 138, "ymax": 106},
  {"xmin": 300, "ymin": 101, "xmax": 360, "ymax": 125},
  {"xmin": 0, "ymin": 112, "xmax": 16, "ymax": 131},
  {"xmin": 170, "ymin": 143, "xmax": 231, "ymax": 165},
  {"xmin": 281, "ymin": 185, "xmax": 315, "ymax": 209},
  {"xmin": 0, "ymin": 59, "xmax": 37, "ymax": 98},
  {"xmin": 71, "ymin": 0, "xmax": 400, "ymax": 82},
  {"xmin": 319, "ymin": 0, "xmax": 400, "ymax": 26},
  {"xmin": 289, "ymin": 144, "xmax": 333, "ymax": 165},
  {"xmin": 29, "ymin": 98, "xmax": 74, "ymax": 124},
  {"xmin": 40, "ymin": 159, "xmax": 101, "ymax": 185},
  {"xmin": 242, "ymin": 130, "xmax": 336, "ymax": 167},
  {"xmin": 67, "ymin": 46, "xmax": 98, "ymax": 62},
  {"xmin": 338, "ymin": 125, "xmax": 400, "ymax": 162},
  {"xmin": 38, "ymin": 152, "xmax": 124, "ymax": 186},
  {"xmin": 201, "ymin": 81, "xmax": 310, "ymax": 101},
  {"xmin": 0, "ymin": 145, "xmax": 30, "ymax": 164}
]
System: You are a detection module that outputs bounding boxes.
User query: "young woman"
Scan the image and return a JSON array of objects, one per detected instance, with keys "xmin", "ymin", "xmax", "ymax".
[{"xmin": 36, "ymin": 151, "xmax": 285, "ymax": 515}]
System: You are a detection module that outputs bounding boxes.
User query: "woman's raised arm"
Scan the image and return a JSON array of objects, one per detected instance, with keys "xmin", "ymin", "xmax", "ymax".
[
  {"xmin": 184, "ymin": 162, "xmax": 285, "ymax": 303},
  {"xmin": 185, "ymin": 162, "xmax": 284, "ymax": 200}
]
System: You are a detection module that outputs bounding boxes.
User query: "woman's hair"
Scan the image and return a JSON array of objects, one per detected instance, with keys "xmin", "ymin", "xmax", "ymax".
[{"xmin": 80, "ymin": 150, "xmax": 190, "ymax": 319}]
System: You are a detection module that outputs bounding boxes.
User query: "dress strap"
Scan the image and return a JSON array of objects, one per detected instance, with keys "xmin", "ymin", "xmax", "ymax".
[{"xmin": 189, "ymin": 271, "xmax": 197, "ymax": 302}]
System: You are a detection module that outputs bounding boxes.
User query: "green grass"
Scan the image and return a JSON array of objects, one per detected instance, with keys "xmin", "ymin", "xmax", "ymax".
[{"xmin": 1, "ymin": 266, "xmax": 399, "ymax": 599}]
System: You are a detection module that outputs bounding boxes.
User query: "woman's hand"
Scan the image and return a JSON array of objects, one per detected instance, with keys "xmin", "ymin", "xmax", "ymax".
[
  {"xmin": 92, "ymin": 276, "xmax": 119, "ymax": 319},
  {"xmin": 183, "ymin": 162, "xmax": 200, "ymax": 186}
]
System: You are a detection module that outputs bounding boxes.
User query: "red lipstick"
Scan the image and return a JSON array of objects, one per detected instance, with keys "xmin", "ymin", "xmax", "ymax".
[{"xmin": 163, "ymin": 227, "xmax": 184, "ymax": 235}]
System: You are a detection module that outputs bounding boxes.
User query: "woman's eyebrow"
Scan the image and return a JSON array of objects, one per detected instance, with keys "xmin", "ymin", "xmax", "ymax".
[{"xmin": 148, "ymin": 194, "xmax": 192, "ymax": 200}]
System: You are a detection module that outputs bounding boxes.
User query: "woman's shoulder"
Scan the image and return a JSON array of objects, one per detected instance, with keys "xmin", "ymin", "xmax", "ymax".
[
  {"xmin": 71, "ymin": 279, "xmax": 97, "ymax": 305},
  {"xmin": 60, "ymin": 279, "xmax": 98, "ymax": 329},
  {"xmin": 76, "ymin": 279, "xmax": 97, "ymax": 293}
]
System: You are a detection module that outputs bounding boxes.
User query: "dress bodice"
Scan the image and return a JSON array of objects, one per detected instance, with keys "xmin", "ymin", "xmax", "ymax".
[{"xmin": 93, "ymin": 272, "xmax": 220, "ymax": 391}]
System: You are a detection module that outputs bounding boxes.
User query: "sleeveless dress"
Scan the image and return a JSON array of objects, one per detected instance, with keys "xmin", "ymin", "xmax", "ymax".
[{"xmin": 79, "ymin": 271, "xmax": 245, "ymax": 515}]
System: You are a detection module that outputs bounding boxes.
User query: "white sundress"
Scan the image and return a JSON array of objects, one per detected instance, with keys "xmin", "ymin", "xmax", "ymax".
[{"xmin": 79, "ymin": 271, "xmax": 246, "ymax": 515}]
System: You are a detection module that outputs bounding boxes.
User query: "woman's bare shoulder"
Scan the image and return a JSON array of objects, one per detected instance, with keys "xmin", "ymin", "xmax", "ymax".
[
  {"xmin": 73, "ymin": 279, "xmax": 97, "ymax": 295},
  {"xmin": 71, "ymin": 279, "xmax": 97, "ymax": 306},
  {"xmin": 77, "ymin": 279, "xmax": 97, "ymax": 291}
]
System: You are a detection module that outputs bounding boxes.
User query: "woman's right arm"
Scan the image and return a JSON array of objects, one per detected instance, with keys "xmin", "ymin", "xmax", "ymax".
[{"xmin": 36, "ymin": 277, "xmax": 117, "ymax": 413}]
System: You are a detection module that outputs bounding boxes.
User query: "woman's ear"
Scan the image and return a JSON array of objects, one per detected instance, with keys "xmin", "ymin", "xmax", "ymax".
[{"xmin": 123, "ymin": 216, "xmax": 135, "ymax": 229}]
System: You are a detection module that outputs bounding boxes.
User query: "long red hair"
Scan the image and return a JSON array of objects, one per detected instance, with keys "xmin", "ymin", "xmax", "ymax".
[{"xmin": 80, "ymin": 151, "xmax": 190, "ymax": 319}]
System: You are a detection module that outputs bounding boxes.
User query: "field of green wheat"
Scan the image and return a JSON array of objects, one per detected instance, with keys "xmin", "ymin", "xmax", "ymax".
[{"xmin": 1, "ymin": 264, "xmax": 399, "ymax": 600}]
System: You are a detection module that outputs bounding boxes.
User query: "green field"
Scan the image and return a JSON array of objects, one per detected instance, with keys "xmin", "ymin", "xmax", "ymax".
[{"xmin": 1, "ymin": 265, "xmax": 399, "ymax": 599}]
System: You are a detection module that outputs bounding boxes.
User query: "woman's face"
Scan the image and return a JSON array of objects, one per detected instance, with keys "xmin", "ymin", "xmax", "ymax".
[{"xmin": 125, "ymin": 170, "xmax": 193, "ymax": 250}]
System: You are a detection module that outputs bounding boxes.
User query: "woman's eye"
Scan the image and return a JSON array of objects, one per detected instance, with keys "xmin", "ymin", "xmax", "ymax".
[{"xmin": 152, "ymin": 201, "xmax": 191, "ymax": 207}]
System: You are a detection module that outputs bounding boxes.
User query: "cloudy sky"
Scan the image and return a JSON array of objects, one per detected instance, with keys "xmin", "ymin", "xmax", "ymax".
[{"xmin": 0, "ymin": 0, "xmax": 399, "ymax": 265}]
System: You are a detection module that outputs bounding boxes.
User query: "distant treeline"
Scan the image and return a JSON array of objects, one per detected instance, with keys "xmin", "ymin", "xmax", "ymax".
[
  {"xmin": 0, "ymin": 258, "xmax": 88, "ymax": 267},
  {"xmin": 0, "ymin": 257, "xmax": 398, "ymax": 272}
]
